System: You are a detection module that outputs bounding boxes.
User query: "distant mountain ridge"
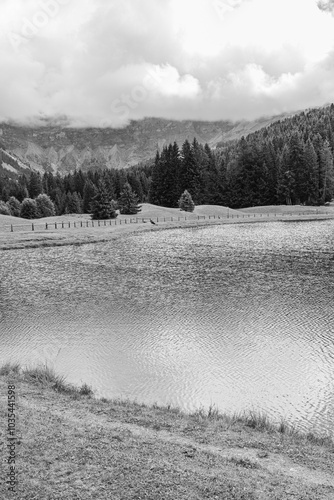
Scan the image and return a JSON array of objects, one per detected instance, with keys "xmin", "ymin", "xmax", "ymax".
[{"xmin": 0, "ymin": 114, "xmax": 296, "ymax": 175}]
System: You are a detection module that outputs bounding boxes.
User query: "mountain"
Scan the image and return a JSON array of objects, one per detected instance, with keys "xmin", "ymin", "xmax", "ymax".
[
  {"xmin": 0, "ymin": 148, "xmax": 32, "ymax": 177},
  {"xmin": 0, "ymin": 114, "xmax": 296, "ymax": 175}
]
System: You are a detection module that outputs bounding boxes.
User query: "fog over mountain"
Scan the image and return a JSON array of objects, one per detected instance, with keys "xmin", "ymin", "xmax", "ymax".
[
  {"xmin": 0, "ymin": 113, "xmax": 295, "ymax": 174},
  {"xmin": 1, "ymin": 0, "xmax": 334, "ymax": 128}
]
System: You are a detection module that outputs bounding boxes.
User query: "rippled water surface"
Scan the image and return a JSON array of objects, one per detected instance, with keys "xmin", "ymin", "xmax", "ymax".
[{"xmin": 1, "ymin": 221, "xmax": 334, "ymax": 435}]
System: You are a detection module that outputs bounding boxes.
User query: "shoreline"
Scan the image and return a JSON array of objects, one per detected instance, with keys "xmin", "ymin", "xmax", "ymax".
[
  {"xmin": 1, "ymin": 363, "xmax": 333, "ymax": 499},
  {"xmin": 1, "ymin": 212, "xmax": 333, "ymax": 251}
]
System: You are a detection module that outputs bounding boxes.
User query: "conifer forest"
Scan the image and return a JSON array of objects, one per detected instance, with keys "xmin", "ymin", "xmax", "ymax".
[{"xmin": 0, "ymin": 104, "xmax": 333, "ymax": 218}]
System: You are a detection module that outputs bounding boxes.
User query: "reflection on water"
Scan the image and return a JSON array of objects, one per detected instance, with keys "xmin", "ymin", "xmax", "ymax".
[{"xmin": 1, "ymin": 220, "xmax": 334, "ymax": 435}]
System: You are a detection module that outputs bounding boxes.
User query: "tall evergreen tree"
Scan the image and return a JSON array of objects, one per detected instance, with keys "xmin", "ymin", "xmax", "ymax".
[
  {"xmin": 83, "ymin": 180, "xmax": 98, "ymax": 213},
  {"xmin": 118, "ymin": 182, "xmax": 142, "ymax": 215},
  {"xmin": 179, "ymin": 140, "xmax": 201, "ymax": 203},
  {"xmin": 319, "ymin": 139, "xmax": 334, "ymax": 203},
  {"xmin": 178, "ymin": 190, "xmax": 195, "ymax": 212},
  {"xmin": 90, "ymin": 181, "xmax": 117, "ymax": 219},
  {"xmin": 149, "ymin": 151, "xmax": 163, "ymax": 205},
  {"xmin": 303, "ymin": 139, "xmax": 318, "ymax": 204},
  {"xmin": 28, "ymin": 172, "xmax": 43, "ymax": 198}
]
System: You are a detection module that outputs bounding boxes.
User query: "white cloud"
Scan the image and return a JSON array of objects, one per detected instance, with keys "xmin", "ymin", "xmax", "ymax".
[{"xmin": 0, "ymin": 0, "xmax": 334, "ymax": 126}]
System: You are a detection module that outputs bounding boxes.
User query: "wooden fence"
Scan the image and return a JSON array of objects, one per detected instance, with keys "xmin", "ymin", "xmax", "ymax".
[{"xmin": 4, "ymin": 210, "xmax": 334, "ymax": 233}]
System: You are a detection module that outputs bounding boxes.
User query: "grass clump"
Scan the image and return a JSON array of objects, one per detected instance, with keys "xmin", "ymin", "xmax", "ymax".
[
  {"xmin": 79, "ymin": 382, "xmax": 94, "ymax": 396},
  {"xmin": 0, "ymin": 362, "xmax": 94, "ymax": 398},
  {"xmin": 23, "ymin": 364, "xmax": 69, "ymax": 393},
  {"xmin": 0, "ymin": 361, "xmax": 20, "ymax": 376}
]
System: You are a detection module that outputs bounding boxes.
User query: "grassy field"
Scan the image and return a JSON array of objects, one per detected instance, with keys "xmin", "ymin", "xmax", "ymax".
[
  {"xmin": 1, "ymin": 203, "xmax": 333, "ymax": 251},
  {"xmin": 0, "ymin": 363, "xmax": 333, "ymax": 499}
]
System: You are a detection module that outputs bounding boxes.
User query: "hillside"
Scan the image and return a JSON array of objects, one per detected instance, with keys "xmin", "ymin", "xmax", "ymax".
[
  {"xmin": 0, "ymin": 114, "xmax": 294, "ymax": 175},
  {"xmin": 0, "ymin": 364, "xmax": 333, "ymax": 499}
]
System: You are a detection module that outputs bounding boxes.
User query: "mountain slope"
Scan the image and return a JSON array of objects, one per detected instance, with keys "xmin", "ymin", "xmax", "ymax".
[{"xmin": 0, "ymin": 114, "xmax": 295, "ymax": 175}]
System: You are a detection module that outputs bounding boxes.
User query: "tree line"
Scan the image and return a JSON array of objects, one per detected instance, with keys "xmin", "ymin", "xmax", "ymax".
[
  {"xmin": 0, "ymin": 165, "xmax": 150, "ymax": 218},
  {"xmin": 149, "ymin": 104, "xmax": 334, "ymax": 208},
  {"xmin": 1, "ymin": 103, "xmax": 333, "ymax": 218}
]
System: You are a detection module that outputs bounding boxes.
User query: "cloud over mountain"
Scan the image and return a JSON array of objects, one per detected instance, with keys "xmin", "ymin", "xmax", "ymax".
[{"xmin": 1, "ymin": 0, "xmax": 334, "ymax": 126}]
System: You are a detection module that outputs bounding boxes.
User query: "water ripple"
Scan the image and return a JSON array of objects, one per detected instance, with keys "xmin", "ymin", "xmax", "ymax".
[{"xmin": 1, "ymin": 220, "xmax": 334, "ymax": 435}]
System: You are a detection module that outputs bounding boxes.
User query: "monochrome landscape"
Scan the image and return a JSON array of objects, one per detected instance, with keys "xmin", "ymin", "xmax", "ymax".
[{"xmin": 1, "ymin": 1, "xmax": 334, "ymax": 498}]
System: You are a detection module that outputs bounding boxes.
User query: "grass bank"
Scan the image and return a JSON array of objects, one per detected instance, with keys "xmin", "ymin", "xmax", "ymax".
[
  {"xmin": 1, "ymin": 363, "xmax": 334, "ymax": 499},
  {"xmin": 1, "ymin": 203, "xmax": 334, "ymax": 251}
]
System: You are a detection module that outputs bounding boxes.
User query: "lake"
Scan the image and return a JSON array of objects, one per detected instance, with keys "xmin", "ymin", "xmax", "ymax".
[{"xmin": 1, "ymin": 220, "xmax": 334, "ymax": 436}]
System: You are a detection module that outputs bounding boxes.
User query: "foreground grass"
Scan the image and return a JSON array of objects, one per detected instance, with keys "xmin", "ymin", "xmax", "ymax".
[{"xmin": 1, "ymin": 363, "xmax": 334, "ymax": 499}]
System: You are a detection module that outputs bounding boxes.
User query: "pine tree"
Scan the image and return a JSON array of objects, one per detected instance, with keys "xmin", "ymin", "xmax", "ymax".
[
  {"xmin": 149, "ymin": 151, "xmax": 163, "ymax": 205},
  {"xmin": 28, "ymin": 172, "xmax": 43, "ymax": 198},
  {"xmin": 65, "ymin": 191, "xmax": 83, "ymax": 214},
  {"xmin": 179, "ymin": 140, "xmax": 201, "ymax": 203},
  {"xmin": 178, "ymin": 190, "xmax": 195, "ymax": 212},
  {"xmin": 83, "ymin": 180, "xmax": 98, "ymax": 213},
  {"xmin": 303, "ymin": 140, "xmax": 318, "ymax": 204},
  {"xmin": 319, "ymin": 139, "xmax": 334, "ymax": 203},
  {"xmin": 118, "ymin": 182, "xmax": 142, "ymax": 215},
  {"xmin": 288, "ymin": 131, "xmax": 305, "ymax": 204},
  {"xmin": 90, "ymin": 182, "xmax": 117, "ymax": 220}
]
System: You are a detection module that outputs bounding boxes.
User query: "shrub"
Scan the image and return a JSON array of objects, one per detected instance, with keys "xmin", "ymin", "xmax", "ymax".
[
  {"xmin": 36, "ymin": 193, "xmax": 56, "ymax": 217},
  {"xmin": 0, "ymin": 200, "xmax": 11, "ymax": 215},
  {"xmin": 178, "ymin": 190, "xmax": 195, "ymax": 212},
  {"xmin": 20, "ymin": 198, "xmax": 39, "ymax": 219},
  {"xmin": 7, "ymin": 196, "xmax": 22, "ymax": 217}
]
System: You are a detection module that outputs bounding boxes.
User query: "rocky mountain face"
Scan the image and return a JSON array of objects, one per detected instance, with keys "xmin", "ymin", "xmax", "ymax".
[{"xmin": 0, "ymin": 114, "xmax": 293, "ymax": 175}]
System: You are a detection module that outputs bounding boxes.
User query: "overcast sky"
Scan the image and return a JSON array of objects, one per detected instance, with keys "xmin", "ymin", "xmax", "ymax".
[{"xmin": 1, "ymin": 0, "xmax": 334, "ymax": 127}]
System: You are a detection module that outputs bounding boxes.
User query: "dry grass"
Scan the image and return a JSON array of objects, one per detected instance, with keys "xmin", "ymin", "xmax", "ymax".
[
  {"xmin": 1, "ymin": 363, "xmax": 334, "ymax": 499},
  {"xmin": 1, "ymin": 203, "xmax": 333, "ymax": 252},
  {"xmin": 239, "ymin": 204, "xmax": 334, "ymax": 214}
]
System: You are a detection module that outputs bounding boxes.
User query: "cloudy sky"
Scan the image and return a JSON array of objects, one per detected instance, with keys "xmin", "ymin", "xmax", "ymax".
[{"xmin": 1, "ymin": 0, "xmax": 334, "ymax": 127}]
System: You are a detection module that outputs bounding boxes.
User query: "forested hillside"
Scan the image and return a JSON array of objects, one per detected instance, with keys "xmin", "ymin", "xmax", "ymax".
[
  {"xmin": 0, "ymin": 104, "xmax": 333, "ymax": 217},
  {"xmin": 150, "ymin": 104, "xmax": 334, "ymax": 208}
]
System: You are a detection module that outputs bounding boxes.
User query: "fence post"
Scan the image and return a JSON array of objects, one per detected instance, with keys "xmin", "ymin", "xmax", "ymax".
[
  {"xmin": 55, "ymin": 222, "xmax": 57, "ymax": 229},
  {"xmin": 45, "ymin": 223, "xmax": 48, "ymax": 230},
  {"xmin": 74, "ymin": 222, "xmax": 76, "ymax": 228},
  {"xmin": 32, "ymin": 223, "xmax": 34, "ymax": 231},
  {"xmin": 11, "ymin": 224, "xmax": 13, "ymax": 232},
  {"xmin": 68, "ymin": 222, "xmax": 70, "ymax": 228},
  {"xmin": 86, "ymin": 221, "xmax": 88, "ymax": 227},
  {"xmin": 62, "ymin": 222, "xmax": 64, "ymax": 228}
]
